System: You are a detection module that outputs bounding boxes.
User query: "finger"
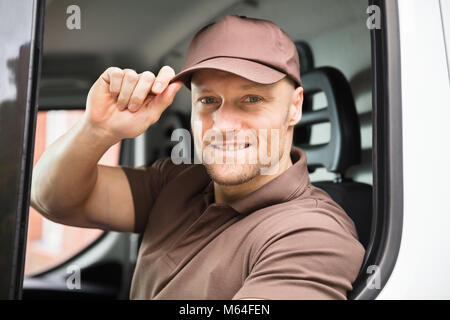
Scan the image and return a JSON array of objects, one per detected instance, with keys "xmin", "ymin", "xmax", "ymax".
[
  {"xmin": 128, "ymin": 71, "xmax": 156, "ymax": 112},
  {"xmin": 147, "ymin": 81, "xmax": 183, "ymax": 120},
  {"xmin": 117, "ymin": 69, "xmax": 139, "ymax": 111},
  {"xmin": 100, "ymin": 67, "xmax": 123, "ymax": 95},
  {"xmin": 151, "ymin": 65, "xmax": 176, "ymax": 95}
]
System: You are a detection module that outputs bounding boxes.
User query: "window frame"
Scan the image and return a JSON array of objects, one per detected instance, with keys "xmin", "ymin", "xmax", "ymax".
[{"xmin": 348, "ymin": 0, "xmax": 404, "ymax": 300}]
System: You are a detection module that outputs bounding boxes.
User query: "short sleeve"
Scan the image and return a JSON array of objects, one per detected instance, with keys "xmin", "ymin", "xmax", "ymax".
[
  {"xmin": 121, "ymin": 158, "xmax": 168, "ymax": 234},
  {"xmin": 232, "ymin": 212, "xmax": 366, "ymax": 300}
]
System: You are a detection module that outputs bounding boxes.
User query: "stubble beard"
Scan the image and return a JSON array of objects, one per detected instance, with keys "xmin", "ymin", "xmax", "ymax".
[{"xmin": 203, "ymin": 162, "xmax": 261, "ymax": 186}]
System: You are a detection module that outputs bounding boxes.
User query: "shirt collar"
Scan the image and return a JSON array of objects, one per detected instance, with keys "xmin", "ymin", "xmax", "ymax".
[{"xmin": 202, "ymin": 146, "xmax": 311, "ymax": 215}]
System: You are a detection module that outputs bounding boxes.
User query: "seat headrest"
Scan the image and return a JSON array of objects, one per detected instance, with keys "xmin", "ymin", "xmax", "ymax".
[
  {"xmin": 294, "ymin": 66, "xmax": 361, "ymax": 174},
  {"xmin": 295, "ymin": 41, "xmax": 314, "ymax": 74}
]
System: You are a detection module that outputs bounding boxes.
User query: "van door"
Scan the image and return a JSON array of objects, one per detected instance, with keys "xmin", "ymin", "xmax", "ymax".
[{"xmin": 0, "ymin": 0, "xmax": 45, "ymax": 299}]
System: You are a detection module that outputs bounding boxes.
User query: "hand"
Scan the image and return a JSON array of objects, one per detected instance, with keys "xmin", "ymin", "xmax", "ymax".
[{"xmin": 83, "ymin": 66, "xmax": 183, "ymax": 144}]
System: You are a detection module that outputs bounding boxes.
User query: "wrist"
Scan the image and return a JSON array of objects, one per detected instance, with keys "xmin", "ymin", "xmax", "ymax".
[{"xmin": 78, "ymin": 117, "xmax": 120, "ymax": 150}]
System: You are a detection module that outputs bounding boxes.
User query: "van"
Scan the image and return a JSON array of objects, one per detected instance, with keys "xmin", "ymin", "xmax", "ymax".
[{"xmin": 0, "ymin": 0, "xmax": 449, "ymax": 300}]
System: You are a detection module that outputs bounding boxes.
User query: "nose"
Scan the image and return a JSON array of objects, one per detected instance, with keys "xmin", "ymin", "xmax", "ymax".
[{"xmin": 211, "ymin": 102, "xmax": 243, "ymax": 133}]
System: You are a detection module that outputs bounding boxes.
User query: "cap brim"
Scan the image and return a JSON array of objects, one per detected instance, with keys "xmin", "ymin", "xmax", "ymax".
[{"xmin": 170, "ymin": 57, "xmax": 286, "ymax": 90}]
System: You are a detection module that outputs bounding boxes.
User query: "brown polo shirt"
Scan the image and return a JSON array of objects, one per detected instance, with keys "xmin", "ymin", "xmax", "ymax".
[{"xmin": 121, "ymin": 146, "xmax": 365, "ymax": 300}]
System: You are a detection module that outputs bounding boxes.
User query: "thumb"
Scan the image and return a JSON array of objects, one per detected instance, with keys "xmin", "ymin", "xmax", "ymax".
[
  {"xmin": 165, "ymin": 81, "xmax": 184, "ymax": 101},
  {"xmin": 150, "ymin": 81, "xmax": 184, "ymax": 114}
]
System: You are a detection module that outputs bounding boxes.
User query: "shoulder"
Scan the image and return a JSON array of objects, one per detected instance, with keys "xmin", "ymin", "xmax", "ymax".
[
  {"xmin": 135, "ymin": 157, "xmax": 205, "ymax": 185},
  {"xmin": 248, "ymin": 189, "xmax": 360, "ymax": 244},
  {"xmin": 246, "ymin": 196, "xmax": 365, "ymax": 271},
  {"xmin": 236, "ymin": 199, "xmax": 366, "ymax": 300}
]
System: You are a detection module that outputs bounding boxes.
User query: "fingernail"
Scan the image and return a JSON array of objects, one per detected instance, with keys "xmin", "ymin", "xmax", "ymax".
[
  {"xmin": 118, "ymin": 103, "xmax": 125, "ymax": 110},
  {"xmin": 153, "ymin": 82, "xmax": 162, "ymax": 92},
  {"xmin": 128, "ymin": 103, "xmax": 137, "ymax": 111}
]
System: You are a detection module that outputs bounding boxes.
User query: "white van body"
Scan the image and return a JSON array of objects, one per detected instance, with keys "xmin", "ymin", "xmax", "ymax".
[{"xmin": 378, "ymin": 0, "xmax": 450, "ymax": 299}]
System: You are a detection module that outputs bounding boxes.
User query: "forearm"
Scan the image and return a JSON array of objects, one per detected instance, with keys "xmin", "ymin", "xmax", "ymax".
[{"xmin": 31, "ymin": 116, "xmax": 117, "ymax": 220}]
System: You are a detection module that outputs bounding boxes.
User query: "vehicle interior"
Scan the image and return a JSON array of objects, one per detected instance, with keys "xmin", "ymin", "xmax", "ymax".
[{"xmin": 23, "ymin": 0, "xmax": 375, "ymax": 299}]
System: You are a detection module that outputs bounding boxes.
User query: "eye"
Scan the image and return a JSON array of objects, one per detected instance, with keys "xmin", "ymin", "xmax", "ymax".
[
  {"xmin": 200, "ymin": 97, "xmax": 218, "ymax": 104},
  {"xmin": 243, "ymin": 95, "xmax": 262, "ymax": 103}
]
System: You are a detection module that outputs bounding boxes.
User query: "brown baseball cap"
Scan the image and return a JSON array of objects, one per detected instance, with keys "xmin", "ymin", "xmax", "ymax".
[{"xmin": 170, "ymin": 15, "xmax": 301, "ymax": 90}]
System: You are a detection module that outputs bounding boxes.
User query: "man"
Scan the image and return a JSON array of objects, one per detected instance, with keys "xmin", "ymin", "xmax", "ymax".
[{"xmin": 31, "ymin": 15, "xmax": 365, "ymax": 300}]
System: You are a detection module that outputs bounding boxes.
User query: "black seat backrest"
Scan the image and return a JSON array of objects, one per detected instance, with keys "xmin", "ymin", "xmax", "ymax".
[
  {"xmin": 144, "ymin": 109, "xmax": 191, "ymax": 165},
  {"xmin": 294, "ymin": 65, "xmax": 372, "ymax": 250},
  {"xmin": 312, "ymin": 180, "xmax": 372, "ymax": 249}
]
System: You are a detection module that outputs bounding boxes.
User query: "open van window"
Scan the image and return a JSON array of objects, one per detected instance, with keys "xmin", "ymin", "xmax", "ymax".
[
  {"xmin": 7, "ymin": 0, "xmax": 442, "ymax": 302},
  {"xmin": 25, "ymin": 110, "xmax": 122, "ymax": 276}
]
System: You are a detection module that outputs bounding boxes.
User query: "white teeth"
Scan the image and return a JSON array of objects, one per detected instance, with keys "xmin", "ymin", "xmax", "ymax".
[{"xmin": 213, "ymin": 144, "xmax": 247, "ymax": 151}]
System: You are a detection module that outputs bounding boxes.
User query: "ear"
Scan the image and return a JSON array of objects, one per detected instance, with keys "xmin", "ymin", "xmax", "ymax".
[{"xmin": 287, "ymin": 86, "xmax": 303, "ymax": 126}]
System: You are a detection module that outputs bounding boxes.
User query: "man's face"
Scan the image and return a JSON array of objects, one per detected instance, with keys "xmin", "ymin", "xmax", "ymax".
[{"xmin": 190, "ymin": 69, "xmax": 302, "ymax": 186}]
